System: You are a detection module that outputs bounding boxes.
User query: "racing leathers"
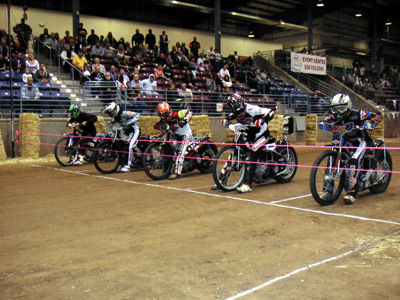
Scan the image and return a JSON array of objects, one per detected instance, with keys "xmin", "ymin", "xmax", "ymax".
[
  {"xmin": 67, "ymin": 112, "xmax": 98, "ymax": 155},
  {"xmin": 323, "ymin": 109, "xmax": 382, "ymax": 198},
  {"xmin": 154, "ymin": 109, "xmax": 193, "ymax": 176},
  {"xmin": 111, "ymin": 110, "xmax": 141, "ymax": 168},
  {"xmin": 224, "ymin": 103, "xmax": 275, "ymax": 187}
]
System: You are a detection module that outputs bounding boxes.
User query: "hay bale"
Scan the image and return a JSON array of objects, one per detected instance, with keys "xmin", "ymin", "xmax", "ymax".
[
  {"xmin": 370, "ymin": 117, "xmax": 384, "ymax": 141},
  {"xmin": 0, "ymin": 127, "xmax": 7, "ymax": 161},
  {"xmin": 269, "ymin": 114, "xmax": 284, "ymax": 141},
  {"xmin": 18, "ymin": 113, "xmax": 40, "ymax": 158},
  {"xmin": 305, "ymin": 114, "xmax": 318, "ymax": 145},
  {"xmin": 191, "ymin": 115, "xmax": 212, "ymax": 139},
  {"xmin": 139, "ymin": 116, "xmax": 160, "ymax": 136},
  {"xmin": 95, "ymin": 116, "xmax": 108, "ymax": 134}
]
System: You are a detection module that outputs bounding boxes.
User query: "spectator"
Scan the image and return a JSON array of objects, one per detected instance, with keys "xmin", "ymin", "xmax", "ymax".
[
  {"xmin": 21, "ymin": 76, "xmax": 40, "ymax": 114},
  {"xmin": 87, "ymin": 29, "xmax": 99, "ymax": 46},
  {"xmin": 72, "ymin": 49, "xmax": 88, "ymax": 81},
  {"xmin": 197, "ymin": 53, "xmax": 205, "ymax": 65},
  {"xmin": 91, "ymin": 40, "xmax": 105, "ymax": 58},
  {"xmin": 22, "ymin": 68, "xmax": 32, "ymax": 83},
  {"xmin": 159, "ymin": 30, "xmax": 169, "ymax": 56},
  {"xmin": 60, "ymin": 43, "xmax": 76, "ymax": 73},
  {"xmin": 154, "ymin": 65, "xmax": 168, "ymax": 81},
  {"xmin": 104, "ymin": 42, "xmax": 115, "ymax": 58},
  {"xmin": 77, "ymin": 23, "xmax": 88, "ymax": 45},
  {"xmin": 104, "ymin": 32, "xmax": 117, "ymax": 48},
  {"xmin": 109, "ymin": 65, "xmax": 118, "ymax": 81},
  {"xmin": 181, "ymin": 42, "xmax": 189, "ymax": 58},
  {"xmin": 129, "ymin": 55, "xmax": 144, "ymax": 69},
  {"xmin": 163, "ymin": 65, "xmax": 173, "ymax": 81},
  {"xmin": 92, "ymin": 57, "xmax": 106, "ymax": 74},
  {"xmin": 133, "ymin": 44, "xmax": 146, "ymax": 59},
  {"xmin": 189, "ymin": 36, "xmax": 201, "ymax": 60},
  {"xmin": 11, "ymin": 40, "xmax": 24, "ymax": 58},
  {"xmin": 116, "ymin": 37, "xmax": 126, "ymax": 51},
  {"xmin": 99, "ymin": 35, "xmax": 106, "ymax": 47},
  {"xmin": 218, "ymin": 64, "xmax": 230, "ymax": 78},
  {"xmin": 179, "ymin": 56, "xmax": 189, "ymax": 70},
  {"xmin": 33, "ymin": 63, "xmax": 51, "ymax": 83},
  {"xmin": 0, "ymin": 38, "xmax": 9, "ymax": 59},
  {"xmin": 188, "ymin": 57, "xmax": 197, "ymax": 70},
  {"xmin": 37, "ymin": 28, "xmax": 49, "ymax": 52},
  {"xmin": 13, "ymin": 18, "xmax": 32, "ymax": 53},
  {"xmin": 145, "ymin": 28, "xmax": 156, "ymax": 55},
  {"xmin": 115, "ymin": 44, "xmax": 125, "ymax": 58},
  {"xmin": 25, "ymin": 53, "xmax": 39, "ymax": 74},
  {"xmin": 46, "ymin": 32, "xmax": 59, "ymax": 56},
  {"xmin": 177, "ymin": 83, "xmax": 193, "ymax": 109},
  {"xmin": 183, "ymin": 69, "xmax": 195, "ymax": 88},
  {"xmin": 132, "ymin": 29, "xmax": 144, "ymax": 48},
  {"xmin": 246, "ymin": 66, "xmax": 258, "ymax": 90},
  {"xmin": 125, "ymin": 81, "xmax": 146, "ymax": 113},
  {"xmin": 131, "ymin": 74, "xmax": 144, "ymax": 94},
  {"xmin": 222, "ymin": 74, "xmax": 233, "ymax": 92},
  {"xmin": 141, "ymin": 74, "xmax": 158, "ymax": 95},
  {"xmin": 206, "ymin": 73, "xmax": 217, "ymax": 91},
  {"xmin": 100, "ymin": 72, "xmax": 117, "ymax": 103},
  {"xmin": 11, "ymin": 52, "xmax": 26, "ymax": 74},
  {"xmin": 0, "ymin": 53, "xmax": 6, "ymax": 71},
  {"xmin": 118, "ymin": 68, "xmax": 130, "ymax": 83},
  {"xmin": 352, "ymin": 56, "xmax": 362, "ymax": 73}
]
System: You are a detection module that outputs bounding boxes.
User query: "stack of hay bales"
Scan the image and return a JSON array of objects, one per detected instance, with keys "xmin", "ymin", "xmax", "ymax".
[
  {"xmin": 19, "ymin": 113, "xmax": 40, "ymax": 158},
  {"xmin": 94, "ymin": 116, "xmax": 108, "ymax": 134},
  {"xmin": 269, "ymin": 114, "xmax": 284, "ymax": 141},
  {"xmin": 305, "ymin": 114, "xmax": 318, "ymax": 145},
  {"xmin": 370, "ymin": 115, "xmax": 384, "ymax": 141},
  {"xmin": 191, "ymin": 115, "xmax": 212, "ymax": 139},
  {"xmin": 0, "ymin": 127, "xmax": 7, "ymax": 161},
  {"xmin": 139, "ymin": 116, "xmax": 159, "ymax": 136}
]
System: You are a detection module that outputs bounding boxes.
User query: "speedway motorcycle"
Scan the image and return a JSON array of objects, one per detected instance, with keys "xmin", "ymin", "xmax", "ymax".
[
  {"xmin": 93, "ymin": 122, "xmax": 150, "ymax": 174},
  {"xmin": 142, "ymin": 123, "xmax": 218, "ymax": 180},
  {"xmin": 212, "ymin": 122, "xmax": 298, "ymax": 192},
  {"xmin": 309, "ymin": 121, "xmax": 392, "ymax": 206},
  {"xmin": 54, "ymin": 122, "xmax": 111, "ymax": 167}
]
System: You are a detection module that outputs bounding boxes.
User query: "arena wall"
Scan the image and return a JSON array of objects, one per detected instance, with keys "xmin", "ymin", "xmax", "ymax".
[{"xmin": 0, "ymin": 4, "xmax": 282, "ymax": 57}]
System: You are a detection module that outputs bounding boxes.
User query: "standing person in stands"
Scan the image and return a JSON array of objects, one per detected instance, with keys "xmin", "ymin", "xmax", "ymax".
[
  {"xmin": 145, "ymin": 29, "xmax": 156, "ymax": 55},
  {"xmin": 87, "ymin": 29, "xmax": 99, "ymax": 46},
  {"xmin": 72, "ymin": 49, "xmax": 88, "ymax": 81},
  {"xmin": 105, "ymin": 32, "xmax": 117, "ymax": 49},
  {"xmin": 77, "ymin": 23, "xmax": 88, "ymax": 45},
  {"xmin": 131, "ymin": 29, "xmax": 144, "ymax": 48},
  {"xmin": 159, "ymin": 30, "xmax": 169, "ymax": 56},
  {"xmin": 13, "ymin": 18, "xmax": 32, "ymax": 54},
  {"xmin": 189, "ymin": 37, "xmax": 201, "ymax": 61},
  {"xmin": 33, "ymin": 63, "xmax": 51, "ymax": 83}
]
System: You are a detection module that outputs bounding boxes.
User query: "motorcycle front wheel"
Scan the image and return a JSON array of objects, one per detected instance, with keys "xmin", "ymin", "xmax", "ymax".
[
  {"xmin": 142, "ymin": 142, "xmax": 174, "ymax": 180},
  {"xmin": 310, "ymin": 150, "xmax": 346, "ymax": 206},
  {"xmin": 54, "ymin": 137, "xmax": 78, "ymax": 167},
  {"xmin": 93, "ymin": 140, "xmax": 120, "ymax": 174},
  {"xmin": 212, "ymin": 146, "xmax": 245, "ymax": 192}
]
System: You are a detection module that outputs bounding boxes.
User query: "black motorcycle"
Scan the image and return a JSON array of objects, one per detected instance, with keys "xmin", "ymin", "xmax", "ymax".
[
  {"xmin": 93, "ymin": 122, "xmax": 150, "ymax": 174},
  {"xmin": 310, "ymin": 121, "xmax": 392, "ymax": 206},
  {"xmin": 142, "ymin": 123, "xmax": 218, "ymax": 180},
  {"xmin": 212, "ymin": 123, "xmax": 298, "ymax": 192},
  {"xmin": 54, "ymin": 122, "xmax": 111, "ymax": 167}
]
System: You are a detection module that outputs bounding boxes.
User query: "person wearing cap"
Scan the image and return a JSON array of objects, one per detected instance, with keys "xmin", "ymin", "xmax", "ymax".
[{"xmin": 140, "ymin": 74, "xmax": 158, "ymax": 95}]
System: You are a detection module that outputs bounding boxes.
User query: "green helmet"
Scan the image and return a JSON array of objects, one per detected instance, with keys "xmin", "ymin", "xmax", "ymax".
[{"xmin": 68, "ymin": 104, "xmax": 80, "ymax": 118}]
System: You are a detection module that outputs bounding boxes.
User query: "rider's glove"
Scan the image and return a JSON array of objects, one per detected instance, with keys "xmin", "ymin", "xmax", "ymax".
[
  {"xmin": 81, "ymin": 121, "xmax": 87, "ymax": 126},
  {"xmin": 255, "ymin": 119, "xmax": 264, "ymax": 127},
  {"xmin": 318, "ymin": 121, "xmax": 324, "ymax": 129},
  {"xmin": 363, "ymin": 123, "xmax": 373, "ymax": 130},
  {"xmin": 221, "ymin": 119, "xmax": 228, "ymax": 127}
]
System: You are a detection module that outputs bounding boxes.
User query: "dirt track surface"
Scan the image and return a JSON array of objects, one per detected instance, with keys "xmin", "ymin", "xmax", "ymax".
[{"xmin": 1, "ymin": 140, "xmax": 400, "ymax": 299}]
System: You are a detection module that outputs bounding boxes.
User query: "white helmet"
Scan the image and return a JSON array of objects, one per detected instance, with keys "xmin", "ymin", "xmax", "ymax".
[
  {"xmin": 330, "ymin": 94, "xmax": 352, "ymax": 118},
  {"xmin": 101, "ymin": 102, "xmax": 120, "ymax": 118}
]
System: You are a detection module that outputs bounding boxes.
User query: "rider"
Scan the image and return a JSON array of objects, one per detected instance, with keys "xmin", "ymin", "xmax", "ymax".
[
  {"xmin": 154, "ymin": 102, "xmax": 193, "ymax": 180},
  {"xmin": 218, "ymin": 93, "xmax": 276, "ymax": 193},
  {"xmin": 67, "ymin": 104, "xmax": 98, "ymax": 165},
  {"xmin": 101, "ymin": 102, "xmax": 141, "ymax": 172},
  {"xmin": 321, "ymin": 93, "xmax": 382, "ymax": 204}
]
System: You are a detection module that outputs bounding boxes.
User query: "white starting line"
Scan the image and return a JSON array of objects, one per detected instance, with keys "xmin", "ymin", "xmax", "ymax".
[{"xmin": 26, "ymin": 163, "xmax": 400, "ymax": 299}]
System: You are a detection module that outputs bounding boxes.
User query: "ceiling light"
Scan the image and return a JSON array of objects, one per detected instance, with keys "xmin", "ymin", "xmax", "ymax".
[
  {"xmin": 385, "ymin": 19, "xmax": 392, "ymax": 26},
  {"xmin": 248, "ymin": 31, "xmax": 254, "ymax": 38},
  {"xmin": 317, "ymin": 0, "xmax": 324, "ymax": 7},
  {"xmin": 231, "ymin": 11, "xmax": 261, "ymax": 20},
  {"xmin": 355, "ymin": 12, "xmax": 362, "ymax": 17}
]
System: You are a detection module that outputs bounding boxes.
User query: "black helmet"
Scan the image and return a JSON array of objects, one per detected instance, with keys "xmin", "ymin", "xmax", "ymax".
[{"xmin": 227, "ymin": 93, "xmax": 244, "ymax": 114}]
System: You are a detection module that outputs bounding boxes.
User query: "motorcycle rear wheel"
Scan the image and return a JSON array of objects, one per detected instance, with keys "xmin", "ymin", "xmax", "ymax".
[
  {"xmin": 274, "ymin": 146, "xmax": 298, "ymax": 183},
  {"xmin": 142, "ymin": 142, "xmax": 174, "ymax": 180},
  {"xmin": 93, "ymin": 140, "xmax": 120, "ymax": 174},
  {"xmin": 369, "ymin": 150, "xmax": 392, "ymax": 194}
]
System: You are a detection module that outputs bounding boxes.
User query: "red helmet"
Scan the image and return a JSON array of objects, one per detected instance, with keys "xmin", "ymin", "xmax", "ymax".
[
  {"xmin": 157, "ymin": 102, "xmax": 172, "ymax": 119},
  {"xmin": 227, "ymin": 93, "xmax": 244, "ymax": 114}
]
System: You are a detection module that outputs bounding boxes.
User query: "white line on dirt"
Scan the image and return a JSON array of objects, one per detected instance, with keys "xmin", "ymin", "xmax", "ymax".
[
  {"xmin": 269, "ymin": 194, "xmax": 312, "ymax": 203},
  {"xmin": 225, "ymin": 229, "xmax": 400, "ymax": 300},
  {"xmin": 27, "ymin": 164, "xmax": 400, "ymax": 227}
]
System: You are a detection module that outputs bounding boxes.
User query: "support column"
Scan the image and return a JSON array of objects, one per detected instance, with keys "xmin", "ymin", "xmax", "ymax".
[
  {"xmin": 371, "ymin": 0, "xmax": 378, "ymax": 72},
  {"xmin": 307, "ymin": 0, "xmax": 313, "ymax": 52},
  {"xmin": 215, "ymin": 0, "xmax": 221, "ymax": 53},
  {"xmin": 72, "ymin": 0, "xmax": 80, "ymax": 37}
]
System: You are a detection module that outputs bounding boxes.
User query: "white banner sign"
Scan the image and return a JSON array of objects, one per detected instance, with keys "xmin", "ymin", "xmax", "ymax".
[{"xmin": 290, "ymin": 52, "xmax": 326, "ymax": 75}]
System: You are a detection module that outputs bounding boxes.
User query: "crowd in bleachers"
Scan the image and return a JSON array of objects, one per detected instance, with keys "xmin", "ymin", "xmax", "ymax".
[{"xmin": 338, "ymin": 56, "xmax": 400, "ymax": 111}]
